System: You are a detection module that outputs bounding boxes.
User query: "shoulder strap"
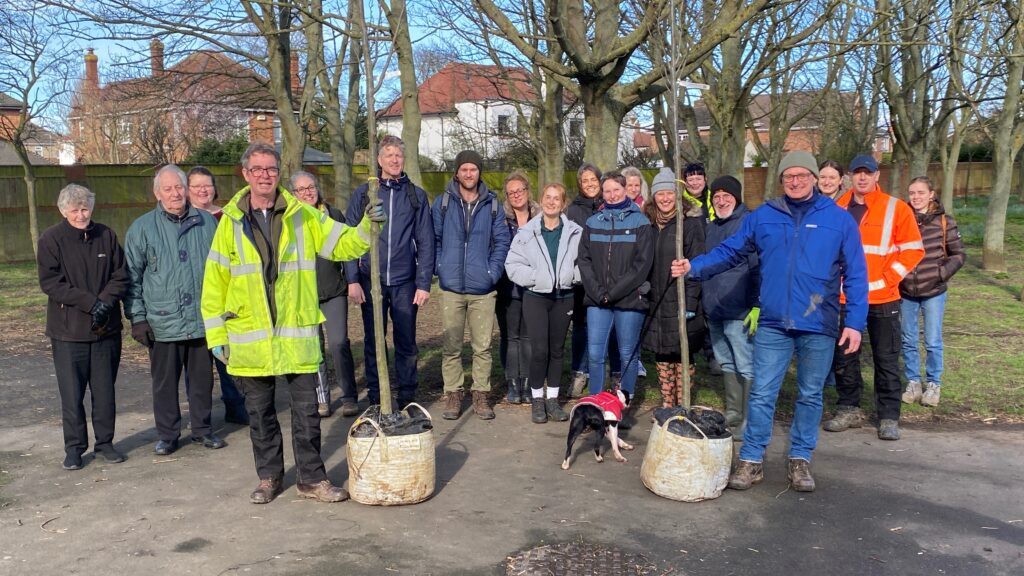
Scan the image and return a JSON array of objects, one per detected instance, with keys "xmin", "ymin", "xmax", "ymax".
[
  {"xmin": 441, "ymin": 192, "xmax": 450, "ymax": 220},
  {"xmin": 941, "ymin": 214, "xmax": 948, "ymax": 258},
  {"xmin": 406, "ymin": 184, "xmax": 420, "ymax": 211}
]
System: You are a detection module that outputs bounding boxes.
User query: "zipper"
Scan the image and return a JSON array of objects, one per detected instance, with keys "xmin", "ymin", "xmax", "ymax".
[
  {"xmin": 604, "ymin": 212, "xmax": 615, "ymax": 299},
  {"xmin": 386, "ymin": 187, "xmax": 393, "ymax": 285},
  {"xmin": 534, "ymin": 231, "xmax": 556, "ymax": 289}
]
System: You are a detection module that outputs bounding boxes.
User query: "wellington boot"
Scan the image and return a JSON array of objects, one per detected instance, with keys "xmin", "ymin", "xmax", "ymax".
[
  {"xmin": 722, "ymin": 372, "xmax": 744, "ymax": 430},
  {"xmin": 735, "ymin": 375, "xmax": 752, "ymax": 441},
  {"xmin": 656, "ymin": 361, "xmax": 677, "ymax": 408},
  {"xmin": 505, "ymin": 379, "xmax": 519, "ymax": 404}
]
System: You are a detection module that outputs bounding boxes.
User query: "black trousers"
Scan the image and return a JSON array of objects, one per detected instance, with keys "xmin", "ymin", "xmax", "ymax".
[
  {"xmin": 236, "ymin": 373, "xmax": 326, "ymax": 484},
  {"xmin": 834, "ymin": 300, "xmax": 903, "ymax": 421},
  {"xmin": 497, "ymin": 294, "xmax": 531, "ymax": 381},
  {"xmin": 51, "ymin": 337, "xmax": 121, "ymax": 456},
  {"xmin": 150, "ymin": 339, "xmax": 213, "ymax": 441},
  {"xmin": 522, "ymin": 292, "xmax": 574, "ymax": 390}
]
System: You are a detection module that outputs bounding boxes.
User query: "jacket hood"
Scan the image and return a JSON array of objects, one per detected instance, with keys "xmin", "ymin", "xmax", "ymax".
[
  {"xmin": 765, "ymin": 190, "xmax": 831, "ymax": 216},
  {"xmin": 503, "ymin": 198, "xmax": 540, "ymax": 221},
  {"xmin": 570, "ymin": 193, "xmax": 602, "ymax": 211},
  {"xmin": 223, "ymin": 185, "xmax": 295, "ymax": 221},
  {"xmin": 711, "ymin": 202, "xmax": 748, "ymax": 224},
  {"xmin": 445, "ymin": 177, "xmax": 497, "ymax": 203},
  {"xmin": 520, "ymin": 213, "xmax": 581, "ymax": 235}
]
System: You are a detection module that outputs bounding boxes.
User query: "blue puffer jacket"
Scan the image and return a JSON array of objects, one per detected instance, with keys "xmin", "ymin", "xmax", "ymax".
[
  {"xmin": 689, "ymin": 192, "xmax": 868, "ymax": 337},
  {"xmin": 702, "ymin": 203, "xmax": 760, "ymax": 321},
  {"xmin": 124, "ymin": 203, "xmax": 217, "ymax": 341},
  {"xmin": 432, "ymin": 179, "xmax": 511, "ymax": 295},
  {"xmin": 344, "ymin": 174, "xmax": 435, "ymax": 291}
]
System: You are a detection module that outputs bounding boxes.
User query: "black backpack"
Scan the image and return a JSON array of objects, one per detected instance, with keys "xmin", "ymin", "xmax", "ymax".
[
  {"xmin": 439, "ymin": 191, "xmax": 500, "ymax": 253},
  {"xmin": 357, "ymin": 179, "xmax": 421, "ymax": 218}
]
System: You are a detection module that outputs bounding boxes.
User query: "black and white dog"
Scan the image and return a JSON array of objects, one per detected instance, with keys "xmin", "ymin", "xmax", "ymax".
[{"xmin": 561, "ymin": 389, "xmax": 634, "ymax": 470}]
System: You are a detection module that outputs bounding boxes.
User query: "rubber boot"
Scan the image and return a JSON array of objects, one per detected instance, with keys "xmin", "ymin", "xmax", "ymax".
[
  {"xmin": 657, "ymin": 361, "xmax": 676, "ymax": 408},
  {"xmin": 736, "ymin": 375, "xmax": 752, "ymax": 440},
  {"xmin": 505, "ymin": 379, "xmax": 519, "ymax": 404},
  {"xmin": 517, "ymin": 378, "xmax": 531, "ymax": 404},
  {"xmin": 722, "ymin": 372, "xmax": 744, "ymax": 433}
]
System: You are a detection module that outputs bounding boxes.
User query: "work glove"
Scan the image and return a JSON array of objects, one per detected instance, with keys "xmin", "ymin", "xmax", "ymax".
[
  {"xmin": 212, "ymin": 345, "xmax": 230, "ymax": 364},
  {"xmin": 131, "ymin": 321, "xmax": 154, "ymax": 348},
  {"xmin": 685, "ymin": 311, "xmax": 696, "ymax": 320},
  {"xmin": 743, "ymin": 307, "xmax": 760, "ymax": 336},
  {"xmin": 89, "ymin": 299, "xmax": 114, "ymax": 333},
  {"xmin": 366, "ymin": 197, "xmax": 386, "ymax": 223}
]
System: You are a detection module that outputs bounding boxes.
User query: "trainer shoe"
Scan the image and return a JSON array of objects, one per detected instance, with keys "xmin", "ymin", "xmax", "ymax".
[
  {"xmin": 62, "ymin": 453, "xmax": 83, "ymax": 471},
  {"xmin": 787, "ymin": 458, "xmax": 816, "ymax": 492},
  {"xmin": 570, "ymin": 372, "xmax": 588, "ymax": 398},
  {"xmin": 95, "ymin": 444, "xmax": 125, "ymax": 463},
  {"xmin": 877, "ymin": 419, "xmax": 901, "ymax": 441},
  {"xmin": 728, "ymin": 460, "xmax": 764, "ymax": 490},
  {"xmin": 823, "ymin": 406, "xmax": 864, "ymax": 432},
  {"xmin": 921, "ymin": 382, "xmax": 941, "ymax": 407},
  {"xmin": 902, "ymin": 380, "xmax": 923, "ymax": 404}
]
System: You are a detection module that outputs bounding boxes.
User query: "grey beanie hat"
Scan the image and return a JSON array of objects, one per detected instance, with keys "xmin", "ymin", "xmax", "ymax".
[
  {"xmin": 453, "ymin": 150, "xmax": 483, "ymax": 173},
  {"xmin": 777, "ymin": 151, "xmax": 819, "ymax": 179},
  {"xmin": 651, "ymin": 167, "xmax": 677, "ymax": 194}
]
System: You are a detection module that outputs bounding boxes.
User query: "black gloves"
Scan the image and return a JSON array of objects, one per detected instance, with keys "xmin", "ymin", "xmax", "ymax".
[
  {"xmin": 131, "ymin": 321, "xmax": 155, "ymax": 348},
  {"xmin": 90, "ymin": 300, "xmax": 114, "ymax": 334}
]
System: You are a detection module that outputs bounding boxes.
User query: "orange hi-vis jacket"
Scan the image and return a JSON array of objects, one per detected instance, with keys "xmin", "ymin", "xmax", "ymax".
[{"xmin": 837, "ymin": 185, "xmax": 924, "ymax": 305}]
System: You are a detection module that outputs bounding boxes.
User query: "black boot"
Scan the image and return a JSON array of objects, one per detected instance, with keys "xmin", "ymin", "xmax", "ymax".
[
  {"xmin": 531, "ymin": 398, "xmax": 547, "ymax": 423},
  {"xmin": 517, "ymin": 378, "xmax": 531, "ymax": 404},
  {"xmin": 505, "ymin": 379, "xmax": 519, "ymax": 404},
  {"xmin": 545, "ymin": 398, "xmax": 568, "ymax": 421}
]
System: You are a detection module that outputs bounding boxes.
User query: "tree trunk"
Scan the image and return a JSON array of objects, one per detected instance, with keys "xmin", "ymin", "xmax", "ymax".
[
  {"xmin": 259, "ymin": 3, "xmax": 304, "ymax": 179},
  {"xmin": 580, "ymin": 89, "xmax": 626, "ymax": 171},
  {"xmin": 939, "ymin": 129, "xmax": 966, "ymax": 215},
  {"xmin": 15, "ymin": 142, "xmax": 39, "ymax": 257},
  {"xmin": 382, "ymin": 0, "xmax": 422, "ymax": 186},
  {"xmin": 982, "ymin": 144, "xmax": 1014, "ymax": 271},
  {"xmin": 536, "ymin": 79, "xmax": 564, "ymax": 187}
]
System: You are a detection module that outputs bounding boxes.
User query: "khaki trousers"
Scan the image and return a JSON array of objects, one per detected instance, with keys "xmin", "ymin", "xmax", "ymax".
[{"xmin": 441, "ymin": 290, "xmax": 496, "ymax": 393}]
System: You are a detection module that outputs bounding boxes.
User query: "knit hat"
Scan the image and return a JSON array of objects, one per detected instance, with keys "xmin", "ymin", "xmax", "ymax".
[
  {"xmin": 709, "ymin": 175, "xmax": 742, "ymax": 204},
  {"xmin": 651, "ymin": 167, "xmax": 677, "ymax": 194},
  {"xmin": 453, "ymin": 150, "xmax": 483, "ymax": 173},
  {"xmin": 848, "ymin": 153, "xmax": 879, "ymax": 173},
  {"xmin": 777, "ymin": 151, "xmax": 819, "ymax": 179}
]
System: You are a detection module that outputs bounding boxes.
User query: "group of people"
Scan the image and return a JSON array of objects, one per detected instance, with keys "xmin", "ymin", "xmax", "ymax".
[{"xmin": 37, "ymin": 136, "xmax": 964, "ymax": 503}]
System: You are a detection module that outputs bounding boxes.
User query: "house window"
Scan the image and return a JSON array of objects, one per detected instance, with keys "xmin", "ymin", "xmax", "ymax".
[
  {"xmin": 273, "ymin": 117, "xmax": 282, "ymax": 144},
  {"xmin": 34, "ymin": 146, "xmax": 44, "ymax": 156},
  {"xmin": 497, "ymin": 114, "xmax": 512, "ymax": 135},
  {"xmin": 118, "ymin": 118, "xmax": 132, "ymax": 145},
  {"xmin": 680, "ymin": 133, "xmax": 689, "ymax": 141},
  {"xmin": 569, "ymin": 119, "xmax": 583, "ymax": 139}
]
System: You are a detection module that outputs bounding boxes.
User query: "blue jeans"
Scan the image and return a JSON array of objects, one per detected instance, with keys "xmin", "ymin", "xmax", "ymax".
[
  {"xmin": 708, "ymin": 319, "xmax": 754, "ymax": 380},
  {"xmin": 901, "ymin": 293, "xmax": 947, "ymax": 386},
  {"xmin": 571, "ymin": 290, "xmax": 620, "ymax": 375},
  {"xmin": 586, "ymin": 307, "xmax": 645, "ymax": 395},
  {"xmin": 740, "ymin": 326, "xmax": 836, "ymax": 463}
]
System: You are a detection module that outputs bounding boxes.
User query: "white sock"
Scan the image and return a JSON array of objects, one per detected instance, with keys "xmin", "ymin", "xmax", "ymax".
[
  {"xmin": 546, "ymin": 387, "xmax": 559, "ymax": 399},
  {"xmin": 531, "ymin": 387, "xmax": 545, "ymax": 399}
]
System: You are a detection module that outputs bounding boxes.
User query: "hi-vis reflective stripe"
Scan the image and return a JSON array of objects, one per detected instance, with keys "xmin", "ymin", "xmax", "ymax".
[
  {"xmin": 228, "ymin": 329, "xmax": 268, "ymax": 344},
  {"xmin": 226, "ymin": 325, "xmax": 319, "ymax": 344},
  {"xmin": 204, "ymin": 316, "xmax": 225, "ymax": 330},
  {"xmin": 284, "ymin": 212, "xmax": 318, "ymax": 270},
  {"xmin": 897, "ymin": 240, "xmax": 924, "ymax": 250},
  {"xmin": 231, "ymin": 263, "xmax": 260, "ymax": 275},
  {"xmin": 233, "ymin": 221, "xmax": 248, "ymax": 265},
  {"xmin": 318, "ymin": 220, "xmax": 344, "ymax": 258},
  {"xmin": 208, "ymin": 250, "xmax": 230, "ymax": 267},
  {"xmin": 892, "ymin": 261, "xmax": 909, "ymax": 278},
  {"xmin": 274, "ymin": 326, "xmax": 318, "ymax": 338},
  {"xmin": 868, "ymin": 279, "xmax": 887, "ymax": 292},
  {"xmin": 862, "ymin": 196, "xmax": 899, "ymax": 256},
  {"xmin": 280, "ymin": 260, "xmax": 315, "ymax": 273}
]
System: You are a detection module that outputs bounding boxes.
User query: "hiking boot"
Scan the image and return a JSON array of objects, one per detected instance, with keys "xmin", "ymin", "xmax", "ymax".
[
  {"xmin": 921, "ymin": 382, "xmax": 941, "ymax": 407},
  {"xmin": 296, "ymin": 480, "xmax": 349, "ymax": 503},
  {"xmin": 318, "ymin": 402, "xmax": 332, "ymax": 418},
  {"xmin": 472, "ymin": 391, "xmax": 495, "ymax": 420},
  {"xmin": 570, "ymin": 371, "xmax": 588, "ymax": 398},
  {"xmin": 531, "ymin": 398, "xmax": 547, "ymax": 424},
  {"xmin": 728, "ymin": 460, "xmax": 764, "ymax": 490},
  {"xmin": 546, "ymin": 398, "xmax": 568, "ymax": 422},
  {"xmin": 902, "ymin": 380, "xmax": 923, "ymax": 404},
  {"xmin": 877, "ymin": 419, "xmax": 901, "ymax": 441},
  {"xmin": 442, "ymin": 390, "xmax": 463, "ymax": 420},
  {"xmin": 823, "ymin": 406, "xmax": 864, "ymax": 432},
  {"xmin": 787, "ymin": 458, "xmax": 816, "ymax": 492},
  {"xmin": 250, "ymin": 477, "xmax": 283, "ymax": 504},
  {"xmin": 340, "ymin": 401, "xmax": 360, "ymax": 417}
]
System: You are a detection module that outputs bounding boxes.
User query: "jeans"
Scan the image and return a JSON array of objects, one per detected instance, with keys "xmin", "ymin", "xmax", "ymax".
[
  {"xmin": 586, "ymin": 307, "xmax": 645, "ymax": 395},
  {"xmin": 901, "ymin": 293, "xmax": 947, "ymax": 386},
  {"xmin": 570, "ymin": 288, "xmax": 620, "ymax": 374},
  {"xmin": 320, "ymin": 294, "xmax": 356, "ymax": 403},
  {"xmin": 740, "ymin": 326, "xmax": 835, "ymax": 463},
  {"xmin": 522, "ymin": 292, "xmax": 574, "ymax": 391},
  {"xmin": 51, "ymin": 337, "xmax": 121, "ymax": 456},
  {"xmin": 360, "ymin": 280, "xmax": 419, "ymax": 405},
  {"xmin": 708, "ymin": 319, "xmax": 754, "ymax": 380},
  {"xmin": 441, "ymin": 290, "xmax": 496, "ymax": 393},
  {"xmin": 834, "ymin": 300, "xmax": 903, "ymax": 421},
  {"xmin": 496, "ymin": 294, "xmax": 530, "ymax": 381}
]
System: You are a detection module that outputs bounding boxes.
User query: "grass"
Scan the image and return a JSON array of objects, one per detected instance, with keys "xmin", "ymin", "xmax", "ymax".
[{"xmin": 0, "ymin": 262, "xmax": 46, "ymax": 325}]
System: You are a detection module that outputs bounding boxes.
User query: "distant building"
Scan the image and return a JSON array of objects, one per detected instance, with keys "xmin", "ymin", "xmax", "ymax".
[{"xmin": 0, "ymin": 93, "xmax": 71, "ymax": 165}]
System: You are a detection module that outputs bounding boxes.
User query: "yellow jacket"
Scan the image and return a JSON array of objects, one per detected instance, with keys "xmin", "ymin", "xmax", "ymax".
[{"xmin": 201, "ymin": 186, "xmax": 370, "ymax": 377}]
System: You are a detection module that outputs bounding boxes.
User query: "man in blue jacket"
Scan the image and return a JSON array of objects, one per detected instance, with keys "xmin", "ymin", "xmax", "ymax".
[
  {"xmin": 675, "ymin": 151, "xmax": 868, "ymax": 493},
  {"xmin": 345, "ymin": 136, "xmax": 434, "ymax": 413},
  {"xmin": 433, "ymin": 150, "xmax": 511, "ymax": 420},
  {"xmin": 125, "ymin": 165, "xmax": 225, "ymax": 456}
]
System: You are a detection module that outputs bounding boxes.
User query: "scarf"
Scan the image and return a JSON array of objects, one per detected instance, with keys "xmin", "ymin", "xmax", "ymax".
[{"xmin": 655, "ymin": 206, "xmax": 677, "ymax": 229}]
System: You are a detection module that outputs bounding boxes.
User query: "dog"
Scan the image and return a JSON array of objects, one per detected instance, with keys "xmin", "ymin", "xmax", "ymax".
[{"xmin": 561, "ymin": 389, "xmax": 634, "ymax": 470}]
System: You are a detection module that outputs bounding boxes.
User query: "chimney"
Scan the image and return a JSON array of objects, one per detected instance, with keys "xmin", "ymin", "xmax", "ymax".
[
  {"xmin": 290, "ymin": 51, "xmax": 301, "ymax": 95},
  {"xmin": 150, "ymin": 39, "xmax": 164, "ymax": 76},
  {"xmin": 84, "ymin": 48, "xmax": 99, "ymax": 90}
]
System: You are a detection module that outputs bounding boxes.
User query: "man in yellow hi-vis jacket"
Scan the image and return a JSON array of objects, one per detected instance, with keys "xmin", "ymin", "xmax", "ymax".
[{"xmin": 201, "ymin": 142, "xmax": 384, "ymax": 505}]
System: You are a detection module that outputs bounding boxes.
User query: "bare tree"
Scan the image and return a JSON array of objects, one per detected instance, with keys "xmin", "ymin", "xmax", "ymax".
[{"xmin": 379, "ymin": 0, "xmax": 423, "ymax": 185}]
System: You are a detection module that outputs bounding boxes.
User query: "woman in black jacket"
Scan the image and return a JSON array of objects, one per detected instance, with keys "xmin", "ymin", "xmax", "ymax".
[
  {"xmin": 37, "ymin": 184, "xmax": 130, "ymax": 470},
  {"xmin": 642, "ymin": 168, "xmax": 705, "ymax": 408}
]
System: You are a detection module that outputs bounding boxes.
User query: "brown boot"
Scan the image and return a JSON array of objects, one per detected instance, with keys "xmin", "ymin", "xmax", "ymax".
[
  {"xmin": 787, "ymin": 458, "xmax": 816, "ymax": 492},
  {"xmin": 442, "ymin": 390, "xmax": 463, "ymax": 420},
  {"xmin": 296, "ymin": 479, "xmax": 349, "ymax": 503},
  {"xmin": 728, "ymin": 460, "xmax": 764, "ymax": 490},
  {"xmin": 472, "ymin": 390, "xmax": 495, "ymax": 420},
  {"xmin": 250, "ymin": 477, "xmax": 283, "ymax": 504}
]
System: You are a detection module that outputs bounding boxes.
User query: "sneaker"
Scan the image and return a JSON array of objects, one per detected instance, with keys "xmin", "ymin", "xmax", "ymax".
[
  {"xmin": 921, "ymin": 382, "xmax": 941, "ymax": 407},
  {"xmin": 545, "ymin": 398, "xmax": 568, "ymax": 422},
  {"xmin": 340, "ymin": 401, "xmax": 360, "ymax": 417},
  {"xmin": 95, "ymin": 444, "xmax": 125, "ymax": 464},
  {"xmin": 296, "ymin": 479, "xmax": 349, "ymax": 503},
  {"xmin": 877, "ymin": 419, "xmax": 901, "ymax": 441},
  {"xmin": 902, "ymin": 380, "xmax": 923, "ymax": 404},
  {"xmin": 472, "ymin": 391, "xmax": 495, "ymax": 420},
  {"xmin": 62, "ymin": 453, "xmax": 83, "ymax": 471},
  {"xmin": 250, "ymin": 477, "xmax": 283, "ymax": 504},
  {"xmin": 191, "ymin": 433, "xmax": 226, "ymax": 449},
  {"xmin": 531, "ymin": 398, "xmax": 547, "ymax": 424},
  {"xmin": 318, "ymin": 402, "xmax": 332, "ymax": 418},
  {"xmin": 637, "ymin": 363, "xmax": 647, "ymax": 378},
  {"xmin": 823, "ymin": 406, "xmax": 864, "ymax": 432},
  {"xmin": 728, "ymin": 460, "xmax": 764, "ymax": 490},
  {"xmin": 442, "ymin": 390, "xmax": 463, "ymax": 420},
  {"xmin": 787, "ymin": 458, "xmax": 816, "ymax": 492},
  {"xmin": 570, "ymin": 372, "xmax": 588, "ymax": 398}
]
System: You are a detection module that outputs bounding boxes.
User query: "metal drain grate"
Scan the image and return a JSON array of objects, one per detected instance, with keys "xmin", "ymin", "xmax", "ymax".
[{"xmin": 506, "ymin": 542, "xmax": 660, "ymax": 576}]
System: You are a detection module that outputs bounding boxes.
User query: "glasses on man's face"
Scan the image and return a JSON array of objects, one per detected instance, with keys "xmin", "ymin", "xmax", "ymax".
[
  {"xmin": 247, "ymin": 166, "xmax": 280, "ymax": 177},
  {"xmin": 781, "ymin": 172, "xmax": 814, "ymax": 184},
  {"xmin": 293, "ymin": 185, "xmax": 317, "ymax": 195}
]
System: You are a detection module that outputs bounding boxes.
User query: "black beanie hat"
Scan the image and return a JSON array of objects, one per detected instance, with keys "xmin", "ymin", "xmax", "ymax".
[
  {"xmin": 709, "ymin": 175, "xmax": 742, "ymax": 204},
  {"xmin": 454, "ymin": 150, "xmax": 484, "ymax": 173}
]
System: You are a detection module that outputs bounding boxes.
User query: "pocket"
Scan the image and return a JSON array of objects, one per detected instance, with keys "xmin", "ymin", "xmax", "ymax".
[{"xmin": 146, "ymin": 297, "xmax": 182, "ymax": 334}]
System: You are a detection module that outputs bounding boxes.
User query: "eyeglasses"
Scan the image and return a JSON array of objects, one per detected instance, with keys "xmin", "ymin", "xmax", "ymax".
[
  {"xmin": 506, "ymin": 187, "xmax": 527, "ymax": 196},
  {"xmin": 189, "ymin": 184, "xmax": 213, "ymax": 191},
  {"xmin": 293, "ymin": 185, "xmax": 318, "ymax": 195},
  {"xmin": 781, "ymin": 172, "xmax": 814, "ymax": 184},
  {"xmin": 246, "ymin": 166, "xmax": 280, "ymax": 177}
]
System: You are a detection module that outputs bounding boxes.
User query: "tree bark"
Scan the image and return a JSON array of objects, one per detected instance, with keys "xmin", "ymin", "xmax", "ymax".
[
  {"xmin": 381, "ymin": 0, "xmax": 422, "ymax": 185},
  {"xmin": 579, "ymin": 88, "xmax": 626, "ymax": 170},
  {"xmin": 13, "ymin": 142, "xmax": 39, "ymax": 257}
]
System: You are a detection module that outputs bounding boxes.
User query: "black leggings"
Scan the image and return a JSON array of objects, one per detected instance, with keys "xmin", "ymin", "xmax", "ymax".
[{"xmin": 522, "ymin": 291, "xmax": 574, "ymax": 390}]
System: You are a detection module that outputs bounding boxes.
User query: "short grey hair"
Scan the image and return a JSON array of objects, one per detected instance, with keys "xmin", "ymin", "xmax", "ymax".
[
  {"xmin": 153, "ymin": 164, "xmax": 188, "ymax": 195},
  {"xmin": 57, "ymin": 184, "xmax": 95, "ymax": 214},
  {"xmin": 379, "ymin": 135, "xmax": 405, "ymax": 156},
  {"xmin": 289, "ymin": 170, "xmax": 319, "ymax": 193},
  {"xmin": 241, "ymin": 142, "xmax": 280, "ymax": 168},
  {"xmin": 620, "ymin": 166, "xmax": 650, "ymax": 202}
]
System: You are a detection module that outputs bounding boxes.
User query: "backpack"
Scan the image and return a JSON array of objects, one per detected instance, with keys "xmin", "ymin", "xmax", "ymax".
[
  {"xmin": 440, "ymin": 191, "xmax": 500, "ymax": 253},
  {"xmin": 357, "ymin": 179, "xmax": 421, "ymax": 216}
]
